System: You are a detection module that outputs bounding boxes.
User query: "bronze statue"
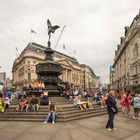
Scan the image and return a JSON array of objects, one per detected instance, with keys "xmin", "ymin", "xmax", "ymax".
[
  {"xmin": 47, "ymin": 19, "xmax": 60, "ymax": 40},
  {"xmin": 36, "ymin": 19, "xmax": 62, "ymax": 96}
]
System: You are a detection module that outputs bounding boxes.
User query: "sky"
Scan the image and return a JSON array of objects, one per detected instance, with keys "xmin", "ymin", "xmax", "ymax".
[{"xmin": 0, "ymin": 0, "xmax": 140, "ymax": 83}]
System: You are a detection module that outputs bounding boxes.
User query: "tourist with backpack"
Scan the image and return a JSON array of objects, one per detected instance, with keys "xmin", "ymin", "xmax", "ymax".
[{"xmin": 132, "ymin": 94, "xmax": 140, "ymax": 120}]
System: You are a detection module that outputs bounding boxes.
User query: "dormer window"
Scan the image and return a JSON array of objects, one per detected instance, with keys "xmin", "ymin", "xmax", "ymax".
[{"xmin": 133, "ymin": 43, "xmax": 139, "ymax": 59}]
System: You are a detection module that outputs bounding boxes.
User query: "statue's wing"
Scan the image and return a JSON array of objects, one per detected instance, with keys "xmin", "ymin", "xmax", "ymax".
[
  {"xmin": 53, "ymin": 25, "xmax": 60, "ymax": 30},
  {"xmin": 47, "ymin": 19, "xmax": 52, "ymax": 28}
]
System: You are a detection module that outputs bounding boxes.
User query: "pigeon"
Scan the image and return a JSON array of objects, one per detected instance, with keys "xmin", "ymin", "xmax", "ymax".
[{"xmin": 47, "ymin": 19, "xmax": 60, "ymax": 36}]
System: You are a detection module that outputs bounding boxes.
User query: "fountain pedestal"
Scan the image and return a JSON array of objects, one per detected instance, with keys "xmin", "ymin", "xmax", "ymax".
[{"xmin": 36, "ymin": 41, "xmax": 62, "ymax": 96}]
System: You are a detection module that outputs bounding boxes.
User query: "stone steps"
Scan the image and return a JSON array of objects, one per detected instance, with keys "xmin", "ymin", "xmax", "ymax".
[
  {"xmin": 0, "ymin": 111, "xmax": 106, "ymax": 122},
  {"xmin": 11, "ymin": 97, "xmax": 73, "ymax": 105},
  {"xmin": 4, "ymin": 103, "xmax": 99, "ymax": 112},
  {"xmin": 1, "ymin": 107, "xmax": 105, "ymax": 115},
  {"xmin": 0, "ymin": 96, "xmax": 107, "ymax": 122},
  {"xmin": 61, "ymin": 112, "xmax": 107, "ymax": 122}
]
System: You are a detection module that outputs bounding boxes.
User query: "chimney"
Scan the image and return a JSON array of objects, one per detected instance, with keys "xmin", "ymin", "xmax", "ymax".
[{"xmin": 124, "ymin": 26, "xmax": 129, "ymax": 36}]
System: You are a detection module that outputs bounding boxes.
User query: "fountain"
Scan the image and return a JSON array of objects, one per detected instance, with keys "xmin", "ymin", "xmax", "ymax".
[{"xmin": 36, "ymin": 19, "xmax": 62, "ymax": 96}]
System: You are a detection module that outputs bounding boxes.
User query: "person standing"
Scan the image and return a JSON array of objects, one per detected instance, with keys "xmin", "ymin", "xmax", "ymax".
[
  {"xmin": 133, "ymin": 94, "xmax": 140, "ymax": 119},
  {"xmin": 7, "ymin": 90, "xmax": 12, "ymax": 101},
  {"xmin": 106, "ymin": 91, "xmax": 118, "ymax": 131},
  {"xmin": 125, "ymin": 91, "xmax": 131, "ymax": 116},
  {"xmin": 120, "ymin": 91, "xmax": 126, "ymax": 113}
]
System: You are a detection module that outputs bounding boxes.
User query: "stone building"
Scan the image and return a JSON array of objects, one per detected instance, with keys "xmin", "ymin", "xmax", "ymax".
[
  {"xmin": 113, "ymin": 11, "xmax": 140, "ymax": 93},
  {"xmin": 0, "ymin": 72, "xmax": 6, "ymax": 82},
  {"xmin": 12, "ymin": 42, "xmax": 99, "ymax": 90}
]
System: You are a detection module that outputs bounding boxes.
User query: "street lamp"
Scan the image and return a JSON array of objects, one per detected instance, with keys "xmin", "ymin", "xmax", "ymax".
[{"xmin": 84, "ymin": 69, "xmax": 86, "ymax": 91}]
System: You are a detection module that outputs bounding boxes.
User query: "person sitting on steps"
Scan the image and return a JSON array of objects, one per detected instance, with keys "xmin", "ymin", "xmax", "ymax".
[
  {"xmin": 73, "ymin": 95, "xmax": 87, "ymax": 111},
  {"xmin": 20, "ymin": 95, "xmax": 29, "ymax": 112},
  {"xmin": 2, "ymin": 96, "xmax": 10, "ymax": 112},
  {"xmin": 30, "ymin": 94, "xmax": 39, "ymax": 112},
  {"xmin": 44, "ymin": 104, "xmax": 57, "ymax": 124},
  {"xmin": 40, "ymin": 91, "xmax": 49, "ymax": 106},
  {"xmin": 16, "ymin": 95, "xmax": 29, "ymax": 112}
]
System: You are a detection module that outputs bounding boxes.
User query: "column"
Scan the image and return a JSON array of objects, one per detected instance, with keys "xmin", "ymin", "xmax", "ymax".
[
  {"xmin": 70, "ymin": 70, "xmax": 72, "ymax": 83},
  {"xmin": 65, "ymin": 69, "xmax": 67, "ymax": 82}
]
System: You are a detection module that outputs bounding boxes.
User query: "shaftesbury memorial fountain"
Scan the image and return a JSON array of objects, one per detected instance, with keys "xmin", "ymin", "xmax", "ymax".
[{"xmin": 36, "ymin": 19, "xmax": 62, "ymax": 96}]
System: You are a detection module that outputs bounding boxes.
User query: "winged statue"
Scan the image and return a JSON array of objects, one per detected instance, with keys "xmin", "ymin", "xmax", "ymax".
[{"xmin": 47, "ymin": 19, "xmax": 60, "ymax": 38}]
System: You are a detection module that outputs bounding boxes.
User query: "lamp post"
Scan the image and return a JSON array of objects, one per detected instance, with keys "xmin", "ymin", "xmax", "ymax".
[{"xmin": 84, "ymin": 69, "xmax": 86, "ymax": 91}]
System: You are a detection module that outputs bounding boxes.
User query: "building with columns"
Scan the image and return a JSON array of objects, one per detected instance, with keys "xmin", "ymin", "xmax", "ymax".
[
  {"xmin": 113, "ymin": 11, "xmax": 140, "ymax": 93},
  {"xmin": 12, "ymin": 42, "xmax": 99, "ymax": 90}
]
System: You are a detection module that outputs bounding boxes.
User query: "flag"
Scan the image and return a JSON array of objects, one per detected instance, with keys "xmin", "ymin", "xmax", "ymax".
[
  {"xmin": 74, "ymin": 50, "xmax": 76, "ymax": 54},
  {"xmin": 31, "ymin": 29, "xmax": 36, "ymax": 34},
  {"xmin": 15, "ymin": 47, "xmax": 18, "ymax": 52},
  {"xmin": 63, "ymin": 44, "xmax": 65, "ymax": 50}
]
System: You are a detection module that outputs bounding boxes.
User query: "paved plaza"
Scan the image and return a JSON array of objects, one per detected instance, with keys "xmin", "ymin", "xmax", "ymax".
[{"xmin": 0, "ymin": 113, "xmax": 140, "ymax": 140}]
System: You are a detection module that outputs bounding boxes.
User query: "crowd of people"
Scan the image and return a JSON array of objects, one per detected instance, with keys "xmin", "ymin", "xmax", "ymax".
[
  {"xmin": 0, "ymin": 85, "xmax": 140, "ymax": 127},
  {"xmin": 120, "ymin": 90, "xmax": 140, "ymax": 119},
  {"xmin": 61, "ymin": 89, "xmax": 109, "ymax": 110},
  {"xmin": 0, "ymin": 90, "xmax": 50, "ymax": 113}
]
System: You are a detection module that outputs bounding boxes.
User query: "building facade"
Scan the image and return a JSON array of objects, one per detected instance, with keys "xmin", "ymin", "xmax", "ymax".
[
  {"xmin": 113, "ymin": 11, "xmax": 140, "ymax": 93},
  {"xmin": 12, "ymin": 42, "xmax": 99, "ymax": 90},
  {"xmin": 0, "ymin": 72, "xmax": 6, "ymax": 82}
]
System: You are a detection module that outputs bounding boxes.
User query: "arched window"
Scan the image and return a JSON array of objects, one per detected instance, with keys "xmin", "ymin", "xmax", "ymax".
[{"xmin": 28, "ymin": 73, "xmax": 31, "ymax": 80}]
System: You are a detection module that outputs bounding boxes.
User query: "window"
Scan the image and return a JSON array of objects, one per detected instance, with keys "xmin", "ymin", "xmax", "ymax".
[
  {"xmin": 133, "ymin": 43, "xmax": 139, "ymax": 59},
  {"xmin": 135, "ymin": 65, "xmax": 138, "ymax": 75},
  {"xmin": 135, "ymin": 44, "xmax": 139, "ymax": 57},
  {"xmin": 28, "ymin": 73, "xmax": 31, "ymax": 80}
]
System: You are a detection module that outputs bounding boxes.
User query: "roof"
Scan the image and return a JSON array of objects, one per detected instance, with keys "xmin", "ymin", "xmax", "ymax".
[
  {"xmin": 13, "ymin": 42, "xmax": 98, "ymax": 78},
  {"xmin": 25, "ymin": 42, "xmax": 78, "ymax": 63}
]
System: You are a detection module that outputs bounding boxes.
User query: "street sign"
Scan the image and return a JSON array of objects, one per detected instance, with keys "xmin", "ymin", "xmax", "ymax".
[{"xmin": 109, "ymin": 66, "xmax": 114, "ymax": 73}]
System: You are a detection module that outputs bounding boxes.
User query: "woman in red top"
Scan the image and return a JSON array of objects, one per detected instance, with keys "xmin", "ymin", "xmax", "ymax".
[
  {"xmin": 125, "ymin": 91, "xmax": 131, "ymax": 116},
  {"xmin": 20, "ymin": 96, "xmax": 29, "ymax": 112}
]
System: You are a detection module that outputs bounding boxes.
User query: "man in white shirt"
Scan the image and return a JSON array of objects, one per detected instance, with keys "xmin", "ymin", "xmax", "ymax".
[
  {"xmin": 3, "ymin": 97, "xmax": 10, "ymax": 112},
  {"xmin": 74, "ymin": 90, "xmax": 78, "ymax": 96}
]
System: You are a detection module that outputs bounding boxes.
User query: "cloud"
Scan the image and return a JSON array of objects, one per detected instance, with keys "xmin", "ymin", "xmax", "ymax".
[{"xmin": 0, "ymin": 0, "xmax": 140, "ymax": 83}]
